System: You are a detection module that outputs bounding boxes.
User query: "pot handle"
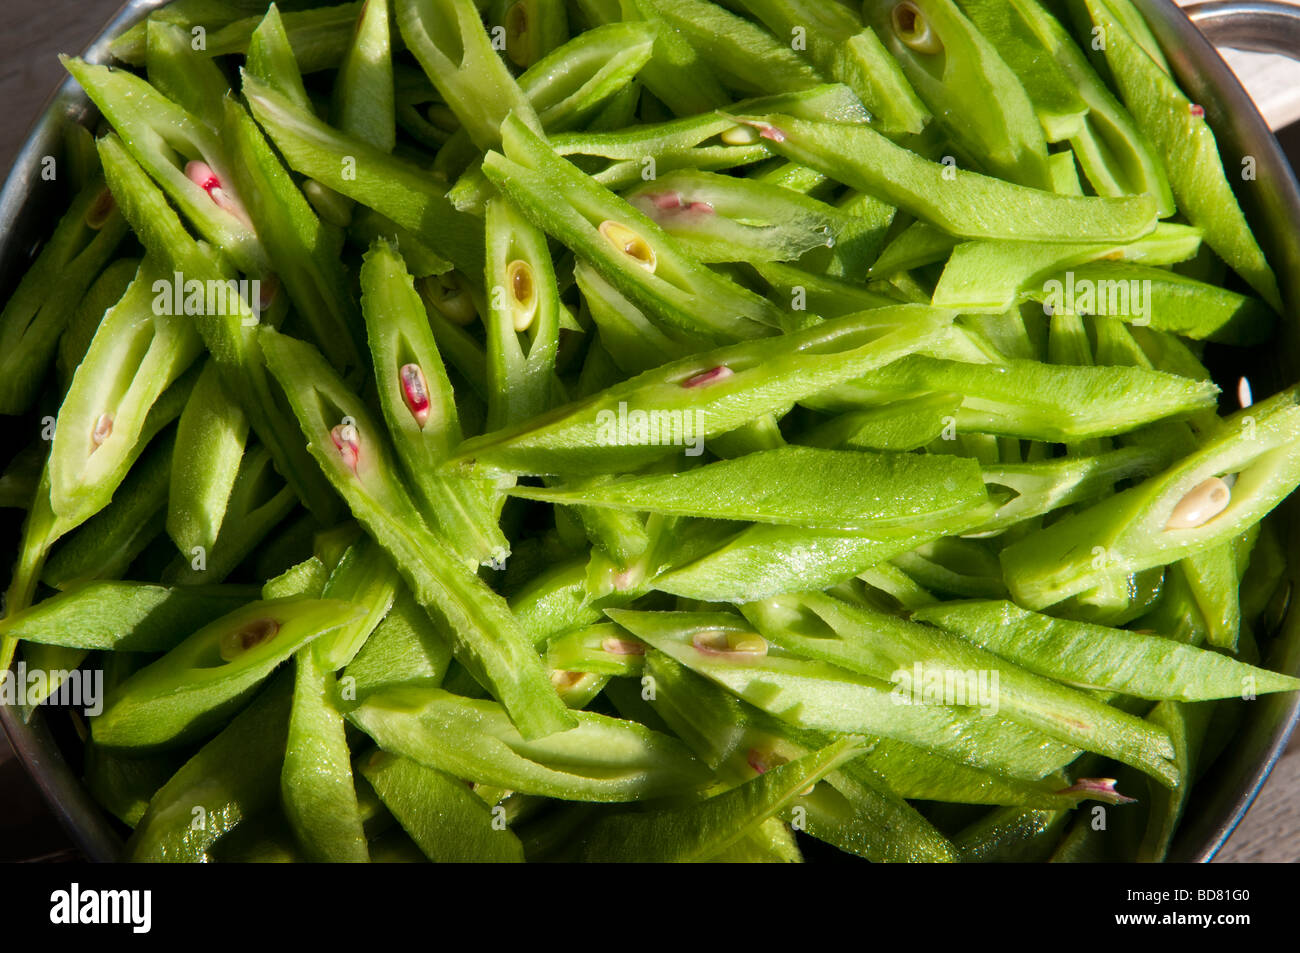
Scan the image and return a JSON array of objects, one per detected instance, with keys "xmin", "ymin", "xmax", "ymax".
[{"xmin": 1183, "ymin": 1, "xmax": 1300, "ymax": 58}]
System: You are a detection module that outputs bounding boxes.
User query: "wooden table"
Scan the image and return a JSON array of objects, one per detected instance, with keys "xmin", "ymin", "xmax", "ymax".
[{"xmin": 0, "ymin": 0, "xmax": 1297, "ymax": 863}]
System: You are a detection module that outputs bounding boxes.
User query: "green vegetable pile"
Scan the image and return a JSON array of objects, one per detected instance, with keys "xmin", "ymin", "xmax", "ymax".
[{"xmin": 1, "ymin": 0, "xmax": 1297, "ymax": 862}]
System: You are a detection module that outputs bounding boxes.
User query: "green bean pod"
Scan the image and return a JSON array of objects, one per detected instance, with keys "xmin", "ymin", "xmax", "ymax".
[
  {"xmin": 863, "ymin": 0, "xmax": 1053, "ymax": 188},
  {"xmin": 42, "ymin": 430, "xmax": 177, "ymax": 590},
  {"xmin": 163, "ymin": 446, "xmax": 298, "ymax": 586},
  {"xmin": 450, "ymin": 305, "xmax": 955, "ymax": 474},
  {"xmin": 913, "ymin": 600, "xmax": 1300, "ymax": 700},
  {"xmin": 973, "ymin": 444, "xmax": 1168, "ymax": 536},
  {"xmin": 396, "ymin": 0, "xmax": 541, "ymax": 150},
  {"xmin": 485, "ymin": 114, "xmax": 784, "ymax": 343},
  {"xmin": 954, "ymin": 0, "xmax": 1089, "ymax": 143},
  {"xmin": 742, "ymin": 592, "xmax": 1179, "ymax": 784},
  {"xmin": 736, "ymin": 113, "xmax": 1158, "ymax": 243},
  {"xmin": 243, "ymin": 73, "xmax": 485, "ymax": 276},
  {"xmin": 1079, "ymin": 0, "xmax": 1280, "ymax": 308},
  {"xmin": 246, "ymin": 4, "xmax": 317, "ymax": 113},
  {"xmin": 0, "ymin": 581, "xmax": 254, "ymax": 653},
  {"xmin": 360, "ymin": 750, "xmax": 526, "ymax": 861},
  {"xmin": 347, "ymin": 684, "xmax": 710, "ymax": 800},
  {"xmin": 733, "ymin": 0, "xmax": 931, "ymax": 137},
  {"xmin": 635, "ymin": 0, "xmax": 822, "ymax": 98},
  {"xmin": 931, "ymin": 222, "xmax": 1202, "ymax": 313},
  {"xmin": 125, "ymin": 672, "xmax": 295, "ymax": 862},
  {"xmin": 1006, "ymin": 0, "xmax": 1174, "ymax": 215},
  {"xmin": 642, "ymin": 650, "xmax": 962, "ymax": 861},
  {"xmin": 145, "ymin": 19, "xmax": 232, "ymax": 129},
  {"xmin": 167, "ymin": 360, "xmax": 249, "ymax": 559},
  {"xmin": 333, "ymin": 0, "xmax": 396, "ymax": 152},
  {"xmin": 96, "ymin": 132, "xmax": 341, "ymax": 523},
  {"xmin": 49, "ymin": 258, "xmax": 203, "ymax": 526},
  {"xmin": 92, "ymin": 596, "xmax": 361, "ymax": 750},
  {"xmin": 550, "ymin": 83, "xmax": 868, "ymax": 190},
  {"xmin": 0, "ymin": 178, "xmax": 129, "ymax": 415},
  {"xmin": 512, "ymin": 446, "xmax": 990, "ymax": 531},
  {"xmin": 56, "ymin": 258, "xmax": 139, "ymax": 394},
  {"xmin": 343, "ymin": 588, "xmax": 455, "ymax": 700},
  {"xmin": 203, "ymin": 2, "xmax": 368, "ymax": 73},
  {"xmin": 610, "ymin": 609, "xmax": 1080, "ymax": 779},
  {"xmin": 360, "ymin": 240, "xmax": 510, "ymax": 567},
  {"xmin": 808, "ymin": 355, "xmax": 1218, "ymax": 443},
  {"xmin": 1001, "ymin": 385, "xmax": 1300, "ymax": 607},
  {"xmin": 259, "ymin": 328, "xmax": 576, "ymax": 740},
  {"xmin": 576, "ymin": 736, "xmax": 864, "ymax": 861},
  {"xmin": 224, "ymin": 97, "xmax": 365, "ymax": 371},
  {"xmin": 796, "ymin": 394, "xmax": 964, "ymax": 452},
  {"xmin": 64, "ymin": 57, "xmax": 268, "ymax": 276},
  {"xmin": 624, "ymin": 170, "xmax": 866, "ymax": 267}
]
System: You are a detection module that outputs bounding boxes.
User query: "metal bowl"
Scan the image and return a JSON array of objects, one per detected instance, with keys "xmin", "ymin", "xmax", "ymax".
[{"xmin": 2, "ymin": 0, "xmax": 1299, "ymax": 862}]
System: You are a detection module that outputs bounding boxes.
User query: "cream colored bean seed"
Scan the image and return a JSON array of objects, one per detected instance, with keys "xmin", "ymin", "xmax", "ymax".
[
  {"xmin": 507, "ymin": 259, "xmax": 538, "ymax": 333},
  {"xmin": 893, "ymin": 2, "xmax": 943, "ymax": 54},
  {"xmin": 721, "ymin": 124, "xmax": 761, "ymax": 146},
  {"xmin": 692, "ymin": 629, "xmax": 768, "ymax": 657},
  {"xmin": 1165, "ymin": 476, "xmax": 1232, "ymax": 530},
  {"xmin": 598, "ymin": 221, "xmax": 657, "ymax": 273}
]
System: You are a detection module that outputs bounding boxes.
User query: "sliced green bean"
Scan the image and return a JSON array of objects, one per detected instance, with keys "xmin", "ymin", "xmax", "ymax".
[
  {"xmin": 64, "ymin": 57, "xmax": 268, "ymax": 276},
  {"xmin": 243, "ymin": 73, "xmax": 484, "ymax": 276},
  {"xmin": 731, "ymin": 0, "xmax": 930, "ymax": 138},
  {"xmin": 333, "ymin": 0, "xmax": 396, "ymax": 153},
  {"xmin": 224, "ymin": 97, "xmax": 365, "ymax": 371},
  {"xmin": 451, "ymin": 305, "xmax": 954, "ymax": 474},
  {"xmin": 610, "ymin": 609, "xmax": 1079, "ymax": 779},
  {"xmin": 796, "ymin": 395, "xmax": 963, "ymax": 452},
  {"xmin": 1079, "ymin": 0, "xmax": 1280, "ymax": 308},
  {"xmin": 0, "ymin": 178, "xmax": 128, "ymax": 415},
  {"xmin": 347, "ymin": 684, "xmax": 710, "ymax": 800},
  {"xmin": 282, "ymin": 647, "xmax": 370, "ymax": 862},
  {"xmin": 1001, "ymin": 386, "xmax": 1300, "ymax": 607},
  {"xmin": 396, "ymin": 0, "xmax": 541, "ymax": 150},
  {"xmin": 512, "ymin": 446, "xmax": 989, "ymax": 530},
  {"xmin": 360, "ymin": 749, "xmax": 525, "ymax": 862},
  {"xmin": 93, "ymin": 596, "xmax": 361, "ymax": 750},
  {"xmin": 1007, "ymin": 0, "xmax": 1174, "ymax": 215},
  {"xmin": 954, "ymin": 0, "xmax": 1088, "ymax": 143},
  {"xmin": 575, "ymin": 736, "xmax": 862, "ymax": 861},
  {"xmin": 0, "ymin": 582, "xmax": 254, "ymax": 653},
  {"xmin": 259, "ymin": 328, "xmax": 575, "ymax": 739},
  {"xmin": 734, "ymin": 113, "xmax": 1158, "ymax": 243},
  {"xmin": 42, "ymin": 430, "xmax": 176, "ymax": 590},
  {"xmin": 96, "ymin": 132, "xmax": 341, "ymax": 523},
  {"xmin": 485, "ymin": 115, "xmax": 784, "ymax": 343},
  {"xmin": 163, "ymin": 445, "xmax": 298, "ymax": 586},
  {"xmin": 863, "ymin": 0, "xmax": 1052, "ymax": 187},
  {"xmin": 742, "ymin": 592, "xmax": 1178, "ymax": 784},
  {"xmin": 635, "ymin": 0, "xmax": 821, "ymax": 98},
  {"xmin": 343, "ymin": 599, "xmax": 449, "ymax": 703},
  {"xmin": 360, "ymin": 240, "xmax": 510, "ymax": 567},
  {"xmin": 49, "ymin": 258, "xmax": 203, "ymax": 527},
  {"xmin": 168, "ymin": 360, "xmax": 249, "ymax": 559},
  {"xmin": 931, "ymin": 223, "xmax": 1202, "ymax": 313},
  {"xmin": 125, "ymin": 672, "xmax": 294, "ymax": 862},
  {"xmin": 913, "ymin": 600, "xmax": 1300, "ymax": 700}
]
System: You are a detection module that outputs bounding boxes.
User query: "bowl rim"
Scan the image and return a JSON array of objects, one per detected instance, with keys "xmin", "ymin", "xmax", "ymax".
[{"xmin": 1, "ymin": 0, "xmax": 1299, "ymax": 863}]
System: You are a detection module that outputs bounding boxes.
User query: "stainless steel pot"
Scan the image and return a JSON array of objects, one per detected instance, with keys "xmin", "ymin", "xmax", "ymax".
[{"xmin": 1, "ymin": 0, "xmax": 1299, "ymax": 862}]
